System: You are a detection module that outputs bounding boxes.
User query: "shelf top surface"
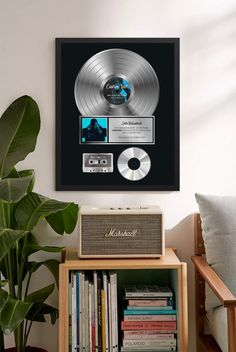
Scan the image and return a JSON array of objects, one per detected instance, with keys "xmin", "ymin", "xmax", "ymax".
[{"xmin": 62, "ymin": 248, "xmax": 182, "ymax": 269}]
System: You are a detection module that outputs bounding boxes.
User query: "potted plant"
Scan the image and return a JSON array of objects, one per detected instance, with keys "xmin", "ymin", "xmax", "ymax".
[{"xmin": 0, "ymin": 96, "xmax": 79, "ymax": 352}]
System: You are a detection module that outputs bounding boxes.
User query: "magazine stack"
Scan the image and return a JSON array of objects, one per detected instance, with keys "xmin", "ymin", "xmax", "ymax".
[
  {"xmin": 121, "ymin": 285, "xmax": 177, "ymax": 352},
  {"xmin": 69, "ymin": 271, "xmax": 118, "ymax": 352}
]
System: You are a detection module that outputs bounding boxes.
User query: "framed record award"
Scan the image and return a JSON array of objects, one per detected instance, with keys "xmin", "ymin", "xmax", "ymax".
[{"xmin": 56, "ymin": 38, "xmax": 179, "ymax": 191}]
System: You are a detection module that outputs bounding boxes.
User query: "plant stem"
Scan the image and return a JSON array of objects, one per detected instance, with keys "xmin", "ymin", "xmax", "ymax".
[
  {"xmin": 23, "ymin": 320, "xmax": 28, "ymax": 349},
  {"xmin": 7, "ymin": 251, "xmax": 15, "ymax": 297},
  {"xmin": 16, "ymin": 322, "xmax": 24, "ymax": 352},
  {"xmin": 24, "ymin": 321, "xmax": 32, "ymax": 349},
  {"xmin": 24, "ymin": 272, "xmax": 32, "ymax": 300},
  {"xmin": 2, "ymin": 203, "xmax": 16, "ymax": 297}
]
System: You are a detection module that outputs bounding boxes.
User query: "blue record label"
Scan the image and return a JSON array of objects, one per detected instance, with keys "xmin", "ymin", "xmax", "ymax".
[{"xmin": 103, "ymin": 77, "xmax": 132, "ymax": 105}]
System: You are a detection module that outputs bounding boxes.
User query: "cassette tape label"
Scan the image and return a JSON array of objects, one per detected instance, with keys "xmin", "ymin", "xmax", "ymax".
[{"xmin": 109, "ymin": 117, "xmax": 154, "ymax": 144}]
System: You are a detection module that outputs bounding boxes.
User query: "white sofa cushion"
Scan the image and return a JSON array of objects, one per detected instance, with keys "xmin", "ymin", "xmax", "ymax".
[{"xmin": 206, "ymin": 306, "xmax": 228, "ymax": 352}]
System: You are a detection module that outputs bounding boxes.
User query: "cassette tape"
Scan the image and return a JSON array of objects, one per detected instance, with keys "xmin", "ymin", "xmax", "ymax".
[{"xmin": 83, "ymin": 153, "xmax": 113, "ymax": 173}]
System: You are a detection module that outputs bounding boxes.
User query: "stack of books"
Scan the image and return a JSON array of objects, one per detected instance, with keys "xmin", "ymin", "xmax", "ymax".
[
  {"xmin": 121, "ymin": 285, "xmax": 177, "ymax": 352},
  {"xmin": 69, "ymin": 270, "xmax": 118, "ymax": 352}
]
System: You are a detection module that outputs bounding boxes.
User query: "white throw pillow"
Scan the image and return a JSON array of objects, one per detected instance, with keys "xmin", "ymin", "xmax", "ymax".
[{"xmin": 195, "ymin": 193, "xmax": 236, "ymax": 310}]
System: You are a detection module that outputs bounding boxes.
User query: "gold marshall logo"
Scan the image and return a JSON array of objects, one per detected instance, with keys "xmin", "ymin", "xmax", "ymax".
[{"xmin": 105, "ymin": 228, "xmax": 138, "ymax": 238}]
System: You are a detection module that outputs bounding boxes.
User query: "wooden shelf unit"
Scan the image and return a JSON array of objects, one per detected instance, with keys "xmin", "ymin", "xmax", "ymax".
[{"xmin": 59, "ymin": 248, "xmax": 188, "ymax": 352}]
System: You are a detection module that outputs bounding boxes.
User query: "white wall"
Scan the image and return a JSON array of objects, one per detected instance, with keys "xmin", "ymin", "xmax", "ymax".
[{"xmin": 1, "ymin": 0, "xmax": 236, "ymax": 351}]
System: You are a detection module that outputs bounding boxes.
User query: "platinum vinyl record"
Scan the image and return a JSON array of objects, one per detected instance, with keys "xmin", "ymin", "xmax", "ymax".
[
  {"xmin": 74, "ymin": 49, "xmax": 159, "ymax": 116},
  {"xmin": 117, "ymin": 147, "xmax": 151, "ymax": 181}
]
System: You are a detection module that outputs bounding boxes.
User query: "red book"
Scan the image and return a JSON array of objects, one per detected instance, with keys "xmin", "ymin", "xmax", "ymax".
[{"xmin": 121, "ymin": 320, "xmax": 177, "ymax": 330}]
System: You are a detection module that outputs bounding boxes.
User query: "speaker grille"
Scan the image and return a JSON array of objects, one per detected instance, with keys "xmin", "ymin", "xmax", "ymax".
[{"xmin": 81, "ymin": 214, "xmax": 162, "ymax": 255}]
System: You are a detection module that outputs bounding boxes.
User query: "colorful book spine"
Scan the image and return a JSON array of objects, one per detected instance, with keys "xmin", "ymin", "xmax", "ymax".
[
  {"xmin": 79, "ymin": 273, "xmax": 84, "ymax": 352},
  {"xmin": 123, "ymin": 339, "xmax": 176, "ymax": 347},
  {"xmin": 76, "ymin": 272, "xmax": 80, "ymax": 351},
  {"xmin": 127, "ymin": 305, "xmax": 173, "ymax": 310},
  {"xmin": 68, "ymin": 281, "xmax": 72, "ymax": 352},
  {"xmin": 123, "ymin": 332, "xmax": 175, "ymax": 339},
  {"xmin": 121, "ymin": 347, "xmax": 176, "ymax": 352},
  {"xmin": 124, "ymin": 314, "xmax": 176, "ymax": 321},
  {"xmin": 93, "ymin": 271, "xmax": 98, "ymax": 352},
  {"xmin": 128, "ymin": 299, "xmax": 172, "ymax": 307},
  {"xmin": 110, "ymin": 273, "xmax": 118, "ymax": 352},
  {"xmin": 71, "ymin": 273, "xmax": 77, "ymax": 352},
  {"xmin": 97, "ymin": 276, "xmax": 102, "ymax": 352},
  {"xmin": 124, "ymin": 309, "xmax": 176, "ymax": 315},
  {"xmin": 101, "ymin": 289, "xmax": 106, "ymax": 352},
  {"xmin": 103, "ymin": 272, "xmax": 109, "ymax": 352},
  {"xmin": 108, "ymin": 282, "xmax": 112, "ymax": 352},
  {"xmin": 121, "ymin": 321, "xmax": 177, "ymax": 330}
]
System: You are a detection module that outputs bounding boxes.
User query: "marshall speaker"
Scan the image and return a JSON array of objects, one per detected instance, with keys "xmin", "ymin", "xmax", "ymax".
[{"xmin": 79, "ymin": 206, "xmax": 164, "ymax": 258}]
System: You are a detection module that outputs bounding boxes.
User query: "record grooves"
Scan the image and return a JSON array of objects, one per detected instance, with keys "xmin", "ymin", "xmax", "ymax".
[{"xmin": 74, "ymin": 49, "xmax": 159, "ymax": 116}]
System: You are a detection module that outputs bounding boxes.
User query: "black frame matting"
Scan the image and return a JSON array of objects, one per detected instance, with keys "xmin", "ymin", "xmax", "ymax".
[{"xmin": 56, "ymin": 38, "xmax": 179, "ymax": 191}]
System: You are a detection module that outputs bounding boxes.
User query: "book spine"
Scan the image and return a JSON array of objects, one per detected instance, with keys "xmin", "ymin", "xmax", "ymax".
[
  {"xmin": 93, "ymin": 271, "xmax": 98, "ymax": 352},
  {"xmin": 89, "ymin": 283, "xmax": 92, "ymax": 352},
  {"xmin": 68, "ymin": 281, "xmax": 72, "ymax": 352},
  {"xmin": 103, "ymin": 272, "xmax": 109, "ymax": 352},
  {"xmin": 121, "ymin": 347, "xmax": 176, "ymax": 352},
  {"xmin": 84, "ymin": 278, "xmax": 89, "ymax": 351},
  {"xmin": 124, "ymin": 315, "xmax": 176, "ymax": 321},
  {"xmin": 91, "ymin": 282, "xmax": 96, "ymax": 352},
  {"xmin": 110, "ymin": 273, "xmax": 117, "ymax": 352},
  {"xmin": 123, "ymin": 332, "xmax": 175, "ymax": 339},
  {"xmin": 97, "ymin": 275, "xmax": 102, "ymax": 352},
  {"xmin": 127, "ymin": 306, "xmax": 173, "ymax": 310},
  {"xmin": 121, "ymin": 321, "xmax": 177, "ymax": 330},
  {"xmin": 128, "ymin": 299, "xmax": 172, "ymax": 307},
  {"xmin": 71, "ymin": 272, "xmax": 77, "ymax": 352},
  {"xmin": 101, "ymin": 289, "xmax": 106, "ymax": 352},
  {"xmin": 123, "ymin": 339, "xmax": 176, "ymax": 347},
  {"xmin": 125, "ymin": 292, "xmax": 173, "ymax": 298},
  {"xmin": 76, "ymin": 272, "xmax": 80, "ymax": 352},
  {"xmin": 108, "ymin": 281, "xmax": 112, "ymax": 352},
  {"xmin": 113, "ymin": 273, "xmax": 118, "ymax": 352},
  {"xmin": 124, "ymin": 309, "xmax": 176, "ymax": 315},
  {"xmin": 79, "ymin": 273, "xmax": 84, "ymax": 352}
]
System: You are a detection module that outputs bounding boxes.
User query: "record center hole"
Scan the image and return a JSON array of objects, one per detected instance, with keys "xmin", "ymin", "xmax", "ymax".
[{"xmin": 128, "ymin": 158, "xmax": 140, "ymax": 170}]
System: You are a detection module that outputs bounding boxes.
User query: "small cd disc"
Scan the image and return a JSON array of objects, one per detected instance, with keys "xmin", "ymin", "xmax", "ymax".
[
  {"xmin": 117, "ymin": 147, "xmax": 151, "ymax": 181},
  {"xmin": 74, "ymin": 49, "xmax": 159, "ymax": 116}
]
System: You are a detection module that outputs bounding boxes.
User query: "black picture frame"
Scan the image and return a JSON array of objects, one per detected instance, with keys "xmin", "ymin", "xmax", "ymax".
[{"xmin": 56, "ymin": 38, "xmax": 179, "ymax": 191}]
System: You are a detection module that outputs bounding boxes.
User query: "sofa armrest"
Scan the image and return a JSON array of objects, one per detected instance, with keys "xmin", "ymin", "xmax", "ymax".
[{"xmin": 192, "ymin": 255, "xmax": 236, "ymax": 308}]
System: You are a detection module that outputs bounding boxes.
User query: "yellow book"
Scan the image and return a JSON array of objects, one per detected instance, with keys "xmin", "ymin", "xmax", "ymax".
[{"xmin": 101, "ymin": 289, "xmax": 106, "ymax": 352}]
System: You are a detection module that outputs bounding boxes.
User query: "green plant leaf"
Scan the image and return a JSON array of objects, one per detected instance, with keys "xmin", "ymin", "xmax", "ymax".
[
  {"xmin": 18, "ymin": 170, "xmax": 35, "ymax": 192},
  {"xmin": 5, "ymin": 169, "xmax": 35, "ymax": 193},
  {"xmin": 5, "ymin": 168, "xmax": 20, "ymax": 178},
  {"xmin": 46, "ymin": 203, "xmax": 79, "ymax": 234},
  {"xmin": 15, "ymin": 192, "xmax": 78, "ymax": 233},
  {"xmin": 25, "ymin": 284, "xmax": 55, "ymax": 303},
  {"xmin": 0, "ymin": 229, "xmax": 28, "ymax": 262},
  {"xmin": 0, "ymin": 297, "xmax": 32, "ymax": 334},
  {"xmin": 0, "ymin": 176, "xmax": 33, "ymax": 203},
  {"xmin": 22, "ymin": 244, "xmax": 63, "ymax": 258},
  {"xmin": 0, "ymin": 280, "xmax": 8, "ymax": 288},
  {"xmin": 26, "ymin": 303, "xmax": 58, "ymax": 324},
  {"xmin": 0, "ymin": 289, "xmax": 8, "ymax": 313},
  {"xmin": 0, "ymin": 96, "xmax": 40, "ymax": 178},
  {"xmin": 28, "ymin": 259, "xmax": 60, "ymax": 288}
]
